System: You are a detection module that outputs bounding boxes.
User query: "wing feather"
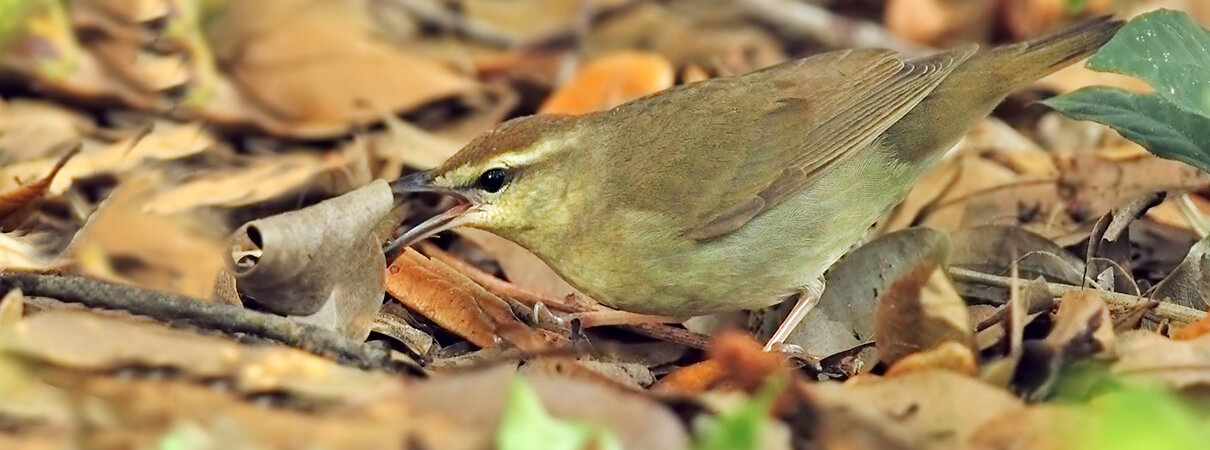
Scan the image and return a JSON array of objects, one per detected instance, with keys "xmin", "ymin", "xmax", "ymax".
[{"xmin": 685, "ymin": 45, "xmax": 978, "ymax": 240}]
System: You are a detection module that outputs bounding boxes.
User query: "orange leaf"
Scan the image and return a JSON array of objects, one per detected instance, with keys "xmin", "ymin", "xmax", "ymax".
[
  {"xmin": 650, "ymin": 359, "xmax": 724, "ymax": 396},
  {"xmin": 384, "ymin": 248, "xmax": 555, "ymax": 351},
  {"xmin": 540, "ymin": 50, "xmax": 674, "ymax": 115},
  {"xmin": 1172, "ymin": 314, "xmax": 1210, "ymax": 341}
]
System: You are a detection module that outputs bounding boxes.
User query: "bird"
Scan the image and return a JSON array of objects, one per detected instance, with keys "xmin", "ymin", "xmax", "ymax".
[{"xmin": 388, "ymin": 16, "xmax": 1124, "ymax": 348}]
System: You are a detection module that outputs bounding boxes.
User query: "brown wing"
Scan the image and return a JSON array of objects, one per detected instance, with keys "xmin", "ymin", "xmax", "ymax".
[{"xmin": 682, "ymin": 45, "xmax": 978, "ymax": 240}]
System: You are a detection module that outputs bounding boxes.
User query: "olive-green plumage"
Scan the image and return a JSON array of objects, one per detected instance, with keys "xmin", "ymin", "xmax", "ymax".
[{"xmin": 392, "ymin": 17, "xmax": 1123, "ymax": 316}]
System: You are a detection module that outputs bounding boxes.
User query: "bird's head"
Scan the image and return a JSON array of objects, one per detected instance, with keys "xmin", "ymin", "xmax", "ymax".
[{"xmin": 388, "ymin": 115, "xmax": 584, "ymax": 253}]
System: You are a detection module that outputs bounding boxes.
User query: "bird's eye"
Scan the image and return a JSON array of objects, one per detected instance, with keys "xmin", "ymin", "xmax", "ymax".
[{"xmin": 477, "ymin": 168, "xmax": 509, "ymax": 193}]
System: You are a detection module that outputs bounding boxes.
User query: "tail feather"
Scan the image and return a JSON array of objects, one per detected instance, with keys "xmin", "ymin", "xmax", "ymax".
[
  {"xmin": 976, "ymin": 15, "xmax": 1125, "ymax": 89},
  {"xmin": 886, "ymin": 16, "xmax": 1124, "ymax": 164}
]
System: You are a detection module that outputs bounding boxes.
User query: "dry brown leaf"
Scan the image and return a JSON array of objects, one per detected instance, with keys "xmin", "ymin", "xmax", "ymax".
[
  {"xmin": 966, "ymin": 118, "xmax": 1057, "ymax": 176},
  {"xmin": 1002, "ymin": 0, "xmax": 1114, "ymax": 40},
  {"xmin": 0, "ymin": 296, "xmax": 416, "ymax": 446},
  {"xmin": 1112, "ymin": 330, "xmax": 1210, "ymax": 389},
  {"xmin": 4, "ymin": 309, "xmax": 399, "ymax": 400},
  {"xmin": 921, "ymin": 153, "xmax": 1210, "ymax": 245},
  {"xmin": 885, "ymin": 0, "xmax": 996, "ymax": 46},
  {"xmin": 142, "ymin": 150, "xmax": 341, "ymax": 215},
  {"xmin": 0, "ymin": 122, "xmax": 214, "ymax": 195},
  {"xmin": 370, "ymin": 117, "xmax": 465, "ymax": 172},
  {"xmin": 0, "ymin": 233, "xmax": 54, "ymax": 271},
  {"xmin": 885, "ymin": 340, "xmax": 978, "ymax": 377},
  {"xmin": 917, "ymin": 154, "xmax": 1023, "ymax": 231},
  {"xmin": 876, "ymin": 263, "xmax": 975, "ymax": 366},
  {"xmin": 0, "ymin": 288, "xmax": 24, "ymax": 327},
  {"xmin": 1148, "ymin": 195, "xmax": 1210, "ymax": 232},
  {"xmin": 86, "ymin": 37, "xmax": 190, "ymax": 93},
  {"xmin": 811, "ymin": 369, "xmax": 1025, "ymax": 449},
  {"xmin": 67, "ymin": 172, "xmax": 227, "ymax": 299},
  {"xmin": 587, "ymin": 2, "xmax": 784, "ymax": 74},
  {"xmin": 411, "ymin": 364, "xmax": 690, "ymax": 450},
  {"xmin": 384, "ymin": 247, "xmax": 556, "ymax": 351},
  {"xmin": 0, "ymin": 144, "xmax": 79, "ymax": 231},
  {"xmin": 785, "ymin": 228, "xmax": 950, "ymax": 368},
  {"xmin": 460, "ymin": 0, "xmax": 628, "ymax": 42},
  {"xmin": 540, "ymin": 50, "xmax": 675, "ymax": 115},
  {"xmin": 0, "ymin": 99, "xmax": 93, "ymax": 162},
  {"xmin": 1045, "ymin": 290, "xmax": 1115, "ymax": 359},
  {"xmin": 205, "ymin": 0, "xmax": 479, "ymax": 137}
]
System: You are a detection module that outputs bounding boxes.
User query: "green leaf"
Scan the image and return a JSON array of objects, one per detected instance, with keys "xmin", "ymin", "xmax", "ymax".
[
  {"xmin": 1045, "ymin": 87, "xmax": 1210, "ymax": 171},
  {"xmin": 692, "ymin": 375, "xmax": 786, "ymax": 450},
  {"xmin": 1086, "ymin": 9, "xmax": 1210, "ymax": 116},
  {"xmin": 496, "ymin": 376, "xmax": 622, "ymax": 450},
  {"xmin": 1079, "ymin": 385, "xmax": 1210, "ymax": 450},
  {"xmin": 1044, "ymin": 9, "xmax": 1210, "ymax": 173}
]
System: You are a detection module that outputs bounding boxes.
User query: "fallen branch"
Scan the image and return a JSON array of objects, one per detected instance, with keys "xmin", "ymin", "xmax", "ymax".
[
  {"xmin": 949, "ymin": 267, "xmax": 1206, "ymax": 326},
  {"xmin": 0, "ymin": 272, "xmax": 414, "ymax": 374}
]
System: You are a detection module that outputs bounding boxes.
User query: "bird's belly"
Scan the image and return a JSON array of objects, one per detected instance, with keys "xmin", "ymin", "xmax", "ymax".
[{"xmin": 555, "ymin": 148, "xmax": 922, "ymax": 316}]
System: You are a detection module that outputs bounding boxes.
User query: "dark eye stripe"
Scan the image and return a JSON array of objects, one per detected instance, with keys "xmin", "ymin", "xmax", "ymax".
[{"xmin": 478, "ymin": 168, "xmax": 509, "ymax": 192}]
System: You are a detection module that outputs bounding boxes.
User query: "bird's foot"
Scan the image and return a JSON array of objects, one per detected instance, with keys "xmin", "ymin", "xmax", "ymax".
[{"xmin": 763, "ymin": 277, "xmax": 826, "ymax": 351}]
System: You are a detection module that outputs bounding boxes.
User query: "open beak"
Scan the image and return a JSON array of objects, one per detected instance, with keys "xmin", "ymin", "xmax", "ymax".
[{"xmin": 386, "ymin": 171, "xmax": 476, "ymax": 257}]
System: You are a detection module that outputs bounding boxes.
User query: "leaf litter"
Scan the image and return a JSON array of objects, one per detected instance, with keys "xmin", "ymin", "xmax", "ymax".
[{"xmin": 3, "ymin": 1, "xmax": 1210, "ymax": 449}]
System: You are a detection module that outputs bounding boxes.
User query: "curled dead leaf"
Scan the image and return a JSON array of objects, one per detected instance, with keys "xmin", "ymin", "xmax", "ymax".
[{"xmin": 229, "ymin": 180, "xmax": 393, "ymax": 340}]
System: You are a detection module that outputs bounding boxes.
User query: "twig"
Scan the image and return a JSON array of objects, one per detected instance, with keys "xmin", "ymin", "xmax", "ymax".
[
  {"xmin": 736, "ymin": 0, "xmax": 927, "ymax": 55},
  {"xmin": 0, "ymin": 272, "xmax": 414, "ymax": 374},
  {"xmin": 418, "ymin": 243, "xmax": 711, "ymax": 349},
  {"xmin": 948, "ymin": 267, "xmax": 1206, "ymax": 326}
]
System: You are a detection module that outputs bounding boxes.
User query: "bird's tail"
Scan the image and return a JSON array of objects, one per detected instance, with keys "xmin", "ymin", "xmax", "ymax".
[
  {"xmin": 886, "ymin": 16, "xmax": 1124, "ymax": 164},
  {"xmin": 960, "ymin": 15, "xmax": 1125, "ymax": 92}
]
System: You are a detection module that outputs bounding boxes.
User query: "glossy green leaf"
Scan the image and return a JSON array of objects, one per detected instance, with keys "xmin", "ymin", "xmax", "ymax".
[
  {"xmin": 1045, "ymin": 87, "xmax": 1210, "ymax": 172},
  {"xmin": 1044, "ymin": 9, "xmax": 1210, "ymax": 173}
]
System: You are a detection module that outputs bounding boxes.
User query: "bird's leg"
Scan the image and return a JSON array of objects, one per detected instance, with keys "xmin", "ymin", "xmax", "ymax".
[{"xmin": 764, "ymin": 277, "xmax": 826, "ymax": 351}]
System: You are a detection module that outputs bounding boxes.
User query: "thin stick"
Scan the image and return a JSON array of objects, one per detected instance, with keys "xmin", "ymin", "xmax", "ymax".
[
  {"xmin": 0, "ymin": 272, "xmax": 411, "ymax": 373},
  {"xmin": 948, "ymin": 267, "xmax": 1206, "ymax": 326},
  {"xmin": 418, "ymin": 243, "xmax": 710, "ymax": 349}
]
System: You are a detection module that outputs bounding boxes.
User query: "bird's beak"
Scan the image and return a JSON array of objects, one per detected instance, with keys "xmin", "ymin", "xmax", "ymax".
[{"xmin": 386, "ymin": 171, "xmax": 476, "ymax": 257}]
